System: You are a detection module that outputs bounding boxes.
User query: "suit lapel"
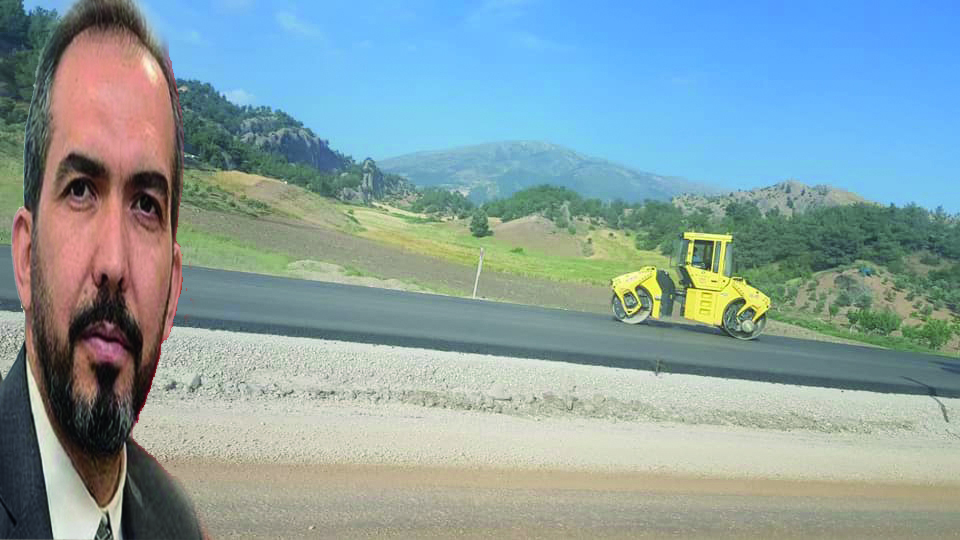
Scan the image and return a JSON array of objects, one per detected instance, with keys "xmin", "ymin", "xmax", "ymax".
[
  {"xmin": 121, "ymin": 450, "xmax": 160, "ymax": 540},
  {"xmin": 0, "ymin": 344, "xmax": 53, "ymax": 538}
]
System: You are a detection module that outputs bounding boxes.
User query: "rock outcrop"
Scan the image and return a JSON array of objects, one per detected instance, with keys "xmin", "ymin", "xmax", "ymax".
[
  {"xmin": 673, "ymin": 179, "xmax": 870, "ymax": 218},
  {"xmin": 339, "ymin": 158, "xmax": 416, "ymax": 204},
  {"xmin": 240, "ymin": 126, "xmax": 343, "ymax": 172}
]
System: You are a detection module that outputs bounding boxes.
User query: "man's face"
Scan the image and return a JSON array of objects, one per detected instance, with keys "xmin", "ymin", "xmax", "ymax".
[{"xmin": 27, "ymin": 30, "xmax": 181, "ymax": 456}]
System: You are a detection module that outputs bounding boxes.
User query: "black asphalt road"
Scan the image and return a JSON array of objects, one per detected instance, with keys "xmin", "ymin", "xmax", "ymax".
[{"xmin": 2, "ymin": 248, "xmax": 959, "ymax": 398}]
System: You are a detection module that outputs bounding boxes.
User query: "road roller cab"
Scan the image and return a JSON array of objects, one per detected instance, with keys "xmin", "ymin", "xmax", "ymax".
[{"xmin": 610, "ymin": 232, "xmax": 771, "ymax": 340}]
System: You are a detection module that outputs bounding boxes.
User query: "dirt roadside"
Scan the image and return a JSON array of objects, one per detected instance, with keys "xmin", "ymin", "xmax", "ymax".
[{"xmin": 167, "ymin": 461, "xmax": 960, "ymax": 539}]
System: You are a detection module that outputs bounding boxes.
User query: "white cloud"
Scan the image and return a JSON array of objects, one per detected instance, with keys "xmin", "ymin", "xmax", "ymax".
[
  {"xmin": 275, "ymin": 10, "xmax": 322, "ymax": 38},
  {"xmin": 468, "ymin": 0, "xmax": 536, "ymax": 26},
  {"xmin": 218, "ymin": 0, "xmax": 254, "ymax": 12},
  {"xmin": 512, "ymin": 31, "xmax": 572, "ymax": 53},
  {"xmin": 181, "ymin": 29, "xmax": 204, "ymax": 45},
  {"xmin": 465, "ymin": 1, "xmax": 568, "ymax": 53},
  {"xmin": 224, "ymin": 89, "xmax": 256, "ymax": 105}
]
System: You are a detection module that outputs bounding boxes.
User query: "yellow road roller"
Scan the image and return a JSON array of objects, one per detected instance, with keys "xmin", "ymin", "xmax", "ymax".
[{"xmin": 610, "ymin": 232, "xmax": 771, "ymax": 340}]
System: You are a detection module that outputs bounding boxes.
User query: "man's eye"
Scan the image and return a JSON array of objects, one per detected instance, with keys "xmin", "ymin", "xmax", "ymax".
[
  {"xmin": 67, "ymin": 180, "xmax": 91, "ymax": 200},
  {"xmin": 136, "ymin": 195, "xmax": 159, "ymax": 216}
]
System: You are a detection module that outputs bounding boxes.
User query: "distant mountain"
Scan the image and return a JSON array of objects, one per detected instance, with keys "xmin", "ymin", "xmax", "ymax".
[
  {"xmin": 380, "ymin": 141, "xmax": 715, "ymax": 203},
  {"xmin": 673, "ymin": 179, "xmax": 870, "ymax": 218}
]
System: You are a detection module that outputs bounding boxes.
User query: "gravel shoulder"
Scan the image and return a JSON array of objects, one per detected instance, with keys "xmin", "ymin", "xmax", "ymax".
[{"xmin": 1, "ymin": 312, "xmax": 957, "ymax": 485}]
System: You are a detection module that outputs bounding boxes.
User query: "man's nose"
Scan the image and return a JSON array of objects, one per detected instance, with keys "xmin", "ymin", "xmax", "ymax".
[{"xmin": 92, "ymin": 195, "xmax": 128, "ymax": 293}]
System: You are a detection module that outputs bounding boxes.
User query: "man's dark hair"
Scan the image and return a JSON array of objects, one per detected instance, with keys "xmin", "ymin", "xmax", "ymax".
[{"xmin": 23, "ymin": 0, "xmax": 184, "ymax": 239}]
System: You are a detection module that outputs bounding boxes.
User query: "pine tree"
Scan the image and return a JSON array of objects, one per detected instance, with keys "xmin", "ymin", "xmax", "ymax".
[{"xmin": 470, "ymin": 209, "xmax": 491, "ymax": 237}]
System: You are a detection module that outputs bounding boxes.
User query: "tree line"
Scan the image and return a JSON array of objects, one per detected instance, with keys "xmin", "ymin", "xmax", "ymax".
[
  {"xmin": 0, "ymin": 0, "xmax": 57, "ymax": 125},
  {"xmin": 477, "ymin": 184, "xmax": 960, "ymax": 279}
]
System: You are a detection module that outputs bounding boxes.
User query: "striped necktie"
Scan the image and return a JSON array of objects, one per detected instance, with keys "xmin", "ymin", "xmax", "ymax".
[{"xmin": 95, "ymin": 512, "xmax": 114, "ymax": 540}]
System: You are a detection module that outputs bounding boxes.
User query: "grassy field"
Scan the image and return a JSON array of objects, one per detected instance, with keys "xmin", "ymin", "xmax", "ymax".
[
  {"xmin": 0, "ymin": 124, "xmax": 24, "ymax": 245},
  {"xmin": 349, "ymin": 207, "xmax": 670, "ymax": 286},
  {"xmin": 176, "ymin": 223, "xmax": 294, "ymax": 276}
]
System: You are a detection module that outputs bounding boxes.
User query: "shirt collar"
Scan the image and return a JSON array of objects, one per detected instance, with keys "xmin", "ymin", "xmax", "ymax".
[{"xmin": 26, "ymin": 360, "xmax": 126, "ymax": 540}]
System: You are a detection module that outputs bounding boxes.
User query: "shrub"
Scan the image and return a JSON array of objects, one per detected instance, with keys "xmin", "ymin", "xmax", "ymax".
[
  {"xmin": 903, "ymin": 319, "xmax": 953, "ymax": 349},
  {"xmin": 829, "ymin": 304, "xmax": 840, "ymax": 317},
  {"xmin": 919, "ymin": 253, "xmax": 941, "ymax": 266},
  {"xmin": 887, "ymin": 259, "xmax": 906, "ymax": 274},
  {"xmin": 854, "ymin": 309, "xmax": 901, "ymax": 336},
  {"xmin": 568, "ymin": 225, "xmax": 577, "ymax": 235},
  {"xmin": 510, "ymin": 247, "xmax": 524, "ymax": 254},
  {"xmin": 835, "ymin": 291, "xmax": 853, "ymax": 307},
  {"xmin": 834, "ymin": 274, "xmax": 856, "ymax": 290}
]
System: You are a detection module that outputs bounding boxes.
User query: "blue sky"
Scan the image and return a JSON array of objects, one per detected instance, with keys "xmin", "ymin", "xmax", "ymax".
[{"xmin": 27, "ymin": 0, "xmax": 959, "ymax": 212}]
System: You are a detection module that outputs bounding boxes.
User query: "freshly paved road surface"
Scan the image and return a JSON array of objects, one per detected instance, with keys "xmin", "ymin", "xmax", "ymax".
[
  {"xmin": 169, "ymin": 462, "xmax": 960, "ymax": 539},
  {"xmin": 2, "ymin": 248, "xmax": 959, "ymax": 397}
]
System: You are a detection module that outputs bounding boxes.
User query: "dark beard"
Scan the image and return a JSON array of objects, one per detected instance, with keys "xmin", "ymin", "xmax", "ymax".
[{"xmin": 31, "ymin": 251, "xmax": 161, "ymax": 458}]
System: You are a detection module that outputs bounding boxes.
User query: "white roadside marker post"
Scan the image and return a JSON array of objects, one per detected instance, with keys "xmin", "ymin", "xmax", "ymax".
[{"xmin": 473, "ymin": 247, "xmax": 485, "ymax": 299}]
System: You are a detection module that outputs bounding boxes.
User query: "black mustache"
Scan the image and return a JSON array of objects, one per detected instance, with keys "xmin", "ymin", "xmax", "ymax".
[{"xmin": 68, "ymin": 288, "xmax": 144, "ymax": 362}]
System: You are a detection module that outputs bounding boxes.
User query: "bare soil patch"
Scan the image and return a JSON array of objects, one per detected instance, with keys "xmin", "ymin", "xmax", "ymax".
[
  {"xmin": 493, "ymin": 215, "xmax": 582, "ymax": 257},
  {"xmin": 793, "ymin": 266, "xmax": 958, "ymax": 349},
  {"xmin": 210, "ymin": 170, "xmax": 353, "ymax": 230}
]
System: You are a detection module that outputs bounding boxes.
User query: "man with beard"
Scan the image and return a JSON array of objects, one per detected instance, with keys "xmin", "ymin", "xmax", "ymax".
[{"xmin": 1, "ymin": 0, "xmax": 203, "ymax": 538}]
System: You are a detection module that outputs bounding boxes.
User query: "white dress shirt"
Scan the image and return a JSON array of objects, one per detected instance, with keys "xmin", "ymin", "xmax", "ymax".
[{"xmin": 27, "ymin": 362, "xmax": 126, "ymax": 540}]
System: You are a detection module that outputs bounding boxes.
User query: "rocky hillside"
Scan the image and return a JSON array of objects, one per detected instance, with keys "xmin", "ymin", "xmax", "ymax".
[
  {"xmin": 177, "ymin": 79, "xmax": 413, "ymax": 203},
  {"xmin": 674, "ymin": 179, "xmax": 868, "ymax": 218},
  {"xmin": 380, "ymin": 141, "xmax": 715, "ymax": 204},
  {"xmin": 177, "ymin": 80, "xmax": 348, "ymax": 172}
]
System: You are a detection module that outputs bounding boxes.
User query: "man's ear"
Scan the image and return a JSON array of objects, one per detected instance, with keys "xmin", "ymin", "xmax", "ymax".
[
  {"xmin": 162, "ymin": 240, "xmax": 183, "ymax": 342},
  {"xmin": 11, "ymin": 207, "xmax": 34, "ymax": 312}
]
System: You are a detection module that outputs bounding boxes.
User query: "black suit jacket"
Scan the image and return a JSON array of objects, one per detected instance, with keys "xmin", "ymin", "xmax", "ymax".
[{"xmin": 0, "ymin": 344, "xmax": 203, "ymax": 539}]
